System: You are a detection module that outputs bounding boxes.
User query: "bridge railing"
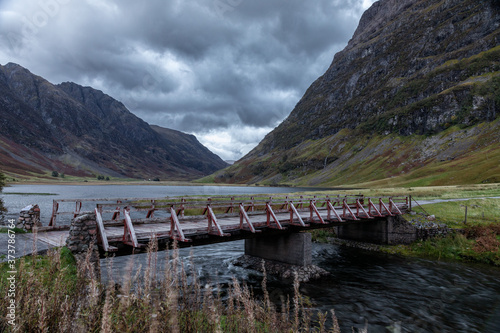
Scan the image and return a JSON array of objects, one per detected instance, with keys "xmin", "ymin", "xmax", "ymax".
[
  {"xmin": 49, "ymin": 194, "xmax": 409, "ymax": 227},
  {"xmin": 95, "ymin": 194, "xmax": 359, "ymax": 218},
  {"xmin": 96, "ymin": 194, "xmax": 408, "ymax": 223}
]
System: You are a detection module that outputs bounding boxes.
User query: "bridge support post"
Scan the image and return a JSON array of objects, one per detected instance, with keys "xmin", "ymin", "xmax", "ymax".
[
  {"xmin": 66, "ymin": 213, "xmax": 101, "ymax": 280},
  {"xmin": 244, "ymin": 232, "xmax": 312, "ymax": 266},
  {"xmin": 335, "ymin": 215, "xmax": 417, "ymax": 245}
]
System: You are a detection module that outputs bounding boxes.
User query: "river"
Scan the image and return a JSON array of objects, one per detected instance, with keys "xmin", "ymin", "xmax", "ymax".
[{"xmin": 2, "ymin": 184, "xmax": 500, "ymax": 332}]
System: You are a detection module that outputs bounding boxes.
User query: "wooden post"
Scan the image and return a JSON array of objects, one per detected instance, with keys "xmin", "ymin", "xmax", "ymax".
[
  {"xmin": 49, "ymin": 200, "xmax": 59, "ymax": 227},
  {"xmin": 464, "ymin": 206, "xmax": 468, "ymax": 224}
]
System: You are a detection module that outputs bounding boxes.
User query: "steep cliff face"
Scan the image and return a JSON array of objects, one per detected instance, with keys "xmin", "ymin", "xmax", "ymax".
[
  {"xmin": 210, "ymin": 0, "xmax": 500, "ymax": 186},
  {"xmin": 0, "ymin": 63, "xmax": 227, "ymax": 180}
]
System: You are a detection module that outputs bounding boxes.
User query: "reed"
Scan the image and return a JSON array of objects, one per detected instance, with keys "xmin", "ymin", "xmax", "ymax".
[{"xmin": 1, "ymin": 239, "xmax": 348, "ymax": 332}]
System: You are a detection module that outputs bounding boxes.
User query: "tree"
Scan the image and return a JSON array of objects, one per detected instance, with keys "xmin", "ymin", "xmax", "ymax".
[
  {"xmin": 0, "ymin": 172, "xmax": 6, "ymax": 220},
  {"xmin": 52, "ymin": 171, "xmax": 59, "ymax": 177}
]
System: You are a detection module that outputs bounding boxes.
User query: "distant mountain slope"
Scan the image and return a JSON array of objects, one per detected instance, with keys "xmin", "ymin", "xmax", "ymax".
[
  {"xmin": 0, "ymin": 63, "xmax": 227, "ymax": 180},
  {"xmin": 150, "ymin": 125, "xmax": 228, "ymax": 175},
  {"xmin": 209, "ymin": 0, "xmax": 500, "ymax": 187}
]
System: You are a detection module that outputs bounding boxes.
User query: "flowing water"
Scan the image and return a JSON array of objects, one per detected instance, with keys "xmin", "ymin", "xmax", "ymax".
[
  {"xmin": 100, "ymin": 240, "xmax": 500, "ymax": 332},
  {"xmin": 2, "ymin": 185, "xmax": 500, "ymax": 332}
]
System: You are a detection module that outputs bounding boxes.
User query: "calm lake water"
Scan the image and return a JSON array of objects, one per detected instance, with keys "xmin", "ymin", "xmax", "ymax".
[
  {"xmin": 2, "ymin": 184, "xmax": 500, "ymax": 332},
  {"xmin": 0, "ymin": 184, "xmax": 327, "ymax": 224}
]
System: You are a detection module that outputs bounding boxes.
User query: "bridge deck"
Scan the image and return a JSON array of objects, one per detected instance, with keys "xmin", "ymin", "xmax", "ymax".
[{"xmin": 32, "ymin": 202, "xmax": 405, "ymax": 249}]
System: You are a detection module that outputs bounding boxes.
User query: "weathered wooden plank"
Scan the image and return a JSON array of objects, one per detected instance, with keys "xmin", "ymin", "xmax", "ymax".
[
  {"xmin": 207, "ymin": 206, "xmax": 230, "ymax": 236},
  {"xmin": 169, "ymin": 207, "xmax": 191, "ymax": 242},
  {"xmin": 95, "ymin": 208, "xmax": 112, "ymax": 252},
  {"xmin": 265, "ymin": 203, "xmax": 284, "ymax": 230},
  {"xmin": 124, "ymin": 210, "xmax": 140, "ymax": 248},
  {"xmin": 309, "ymin": 201, "xmax": 326, "ymax": 224},
  {"xmin": 289, "ymin": 202, "xmax": 307, "ymax": 226},
  {"xmin": 239, "ymin": 204, "xmax": 257, "ymax": 233},
  {"xmin": 36, "ymin": 231, "xmax": 68, "ymax": 246}
]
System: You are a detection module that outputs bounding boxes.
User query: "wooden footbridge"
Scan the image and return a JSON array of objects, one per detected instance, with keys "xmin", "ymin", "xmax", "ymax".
[{"xmin": 36, "ymin": 194, "xmax": 409, "ymax": 254}]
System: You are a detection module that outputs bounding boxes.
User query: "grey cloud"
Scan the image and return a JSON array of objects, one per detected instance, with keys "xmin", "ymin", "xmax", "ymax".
[
  {"xmin": 0, "ymin": 0, "xmax": 374, "ymax": 159},
  {"xmin": 177, "ymin": 112, "xmax": 235, "ymax": 133}
]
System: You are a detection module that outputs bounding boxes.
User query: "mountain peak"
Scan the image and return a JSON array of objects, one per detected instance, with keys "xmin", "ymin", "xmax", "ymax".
[
  {"xmin": 1, "ymin": 62, "xmax": 35, "ymax": 77},
  {"xmin": 348, "ymin": 0, "xmax": 415, "ymax": 50},
  {"xmin": 3, "ymin": 62, "xmax": 24, "ymax": 69}
]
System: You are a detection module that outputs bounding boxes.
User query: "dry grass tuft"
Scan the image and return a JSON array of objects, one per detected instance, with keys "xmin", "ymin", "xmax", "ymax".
[{"xmin": 1, "ymin": 240, "xmax": 348, "ymax": 332}]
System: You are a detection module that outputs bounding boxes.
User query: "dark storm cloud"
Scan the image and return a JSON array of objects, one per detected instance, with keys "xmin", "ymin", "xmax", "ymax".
[{"xmin": 0, "ymin": 0, "xmax": 374, "ymax": 159}]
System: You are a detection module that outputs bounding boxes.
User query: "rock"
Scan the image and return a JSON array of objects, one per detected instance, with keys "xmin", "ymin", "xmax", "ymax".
[
  {"xmin": 17, "ymin": 204, "xmax": 41, "ymax": 231},
  {"xmin": 233, "ymin": 255, "xmax": 330, "ymax": 283}
]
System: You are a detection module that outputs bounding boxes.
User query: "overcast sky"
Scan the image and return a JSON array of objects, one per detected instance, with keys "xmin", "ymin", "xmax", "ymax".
[{"xmin": 0, "ymin": 0, "xmax": 375, "ymax": 161}]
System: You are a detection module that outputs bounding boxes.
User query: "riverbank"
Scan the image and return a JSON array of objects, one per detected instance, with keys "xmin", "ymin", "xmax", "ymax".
[
  {"xmin": 321, "ymin": 198, "xmax": 500, "ymax": 267},
  {"xmin": 5, "ymin": 179, "xmax": 212, "ymax": 186},
  {"xmin": 304, "ymin": 196, "xmax": 500, "ymax": 268},
  {"xmin": 3, "ymin": 232, "xmax": 500, "ymax": 331},
  {"xmin": 0, "ymin": 244, "xmax": 343, "ymax": 332}
]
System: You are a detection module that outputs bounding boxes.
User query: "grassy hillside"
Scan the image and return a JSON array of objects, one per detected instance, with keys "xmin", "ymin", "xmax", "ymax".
[{"xmin": 203, "ymin": 117, "xmax": 499, "ymax": 187}]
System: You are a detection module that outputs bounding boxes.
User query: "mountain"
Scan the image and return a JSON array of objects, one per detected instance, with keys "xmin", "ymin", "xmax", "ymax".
[
  {"xmin": 208, "ymin": 0, "xmax": 500, "ymax": 187},
  {"xmin": 0, "ymin": 63, "xmax": 227, "ymax": 180}
]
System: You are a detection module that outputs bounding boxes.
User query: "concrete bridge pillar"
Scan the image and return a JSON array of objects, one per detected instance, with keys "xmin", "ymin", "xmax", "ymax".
[
  {"xmin": 244, "ymin": 232, "xmax": 312, "ymax": 266},
  {"xmin": 335, "ymin": 215, "xmax": 418, "ymax": 245}
]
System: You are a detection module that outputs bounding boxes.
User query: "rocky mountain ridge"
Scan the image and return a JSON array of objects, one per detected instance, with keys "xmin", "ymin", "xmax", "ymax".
[
  {"xmin": 0, "ymin": 63, "xmax": 227, "ymax": 180},
  {"xmin": 208, "ymin": 0, "xmax": 500, "ymax": 187}
]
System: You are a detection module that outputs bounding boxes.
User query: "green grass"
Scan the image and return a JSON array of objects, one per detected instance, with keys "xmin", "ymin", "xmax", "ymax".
[
  {"xmin": 194, "ymin": 174, "xmax": 216, "ymax": 184},
  {"xmin": 382, "ymin": 229, "xmax": 500, "ymax": 266},
  {"xmin": 0, "ymin": 227, "xmax": 25, "ymax": 234},
  {"xmin": 0, "ymin": 246, "xmax": 78, "ymax": 288},
  {"xmin": 310, "ymin": 228, "xmax": 337, "ymax": 243},
  {"xmin": 2, "ymin": 192, "xmax": 57, "ymax": 196},
  {"xmin": 303, "ymin": 188, "xmax": 500, "ymax": 266},
  {"xmin": 409, "ymin": 198, "xmax": 500, "ymax": 228},
  {"xmin": 380, "ymin": 197, "xmax": 500, "ymax": 266},
  {"xmin": 289, "ymin": 183, "xmax": 500, "ymax": 203},
  {"xmin": 383, "ymin": 233, "xmax": 473, "ymax": 261}
]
